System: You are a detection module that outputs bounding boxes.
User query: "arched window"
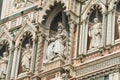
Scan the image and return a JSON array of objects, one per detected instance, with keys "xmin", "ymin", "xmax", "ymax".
[{"xmin": 18, "ymin": 32, "xmax": 33, "ymax": 74}]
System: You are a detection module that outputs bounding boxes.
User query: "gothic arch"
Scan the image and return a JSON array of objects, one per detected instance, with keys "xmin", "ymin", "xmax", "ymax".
[
  {"xmin": 82, "ymin": 2, "xmax": 106, "ymax": 21},
  {"xmin": 16, "ymin": 31, "xmax": 34, "ymax": 47},
  {"xmin": 109, "ymin": 0, "xmax": 119, "ymax": 11},
  {"xmin": 41, "ymin": 0, "xmax": 66, "ymax": 27}
]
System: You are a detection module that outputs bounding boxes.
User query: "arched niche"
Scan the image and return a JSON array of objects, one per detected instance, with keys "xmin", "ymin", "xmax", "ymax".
[
  {"xmin": 49, "ymin": 11, "xmax": 69, "ymax": 36},
  {"xmin": 115, "ymin": 1, "xmax": 120, "ymax": 40},
  {"xmin": 87, "ymin": 6, "xmax": 103, "ymax": 50},
  {"xmin": 18, "ymin": 31, "xmax": 33, "ymax": 74},
  {"xmin": 43, "ymin": 2, "xmax": 70, "ymax": 63},
  {"xmin": 0, "ymin": 40, "xmax": 9, "ymax": 77},
  {"xmin": 0, "ymin": 40, "xmax": 9, "ymax": 57}
]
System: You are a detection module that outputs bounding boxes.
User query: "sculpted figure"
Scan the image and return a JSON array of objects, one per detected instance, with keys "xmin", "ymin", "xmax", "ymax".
[
  {"xmin": 21, "ymin": 44, "xmax": 32, "ymax": 72},
  {"xmin": 46, "ymin": 22, "xmax": 68, "ymax": 62},
  {"xmin": 89, "ymin": 18, "xmax": 102, "ymax": 49},
  {"xmin": 0, "ymin": 52, "xmax": 8, "ymax": 77},
  {"xmin": 117, "ymin": 16, "xmax": 120, "ymax": 38}
]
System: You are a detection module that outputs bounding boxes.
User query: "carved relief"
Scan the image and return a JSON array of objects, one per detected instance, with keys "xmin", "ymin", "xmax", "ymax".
[
  {"xmin": 13, "ymin": 0, "xmax": 38, "ymax": 9},
  {"xmin": 45, "ymin": 22, "xmax": 68, "ymax": 63}
]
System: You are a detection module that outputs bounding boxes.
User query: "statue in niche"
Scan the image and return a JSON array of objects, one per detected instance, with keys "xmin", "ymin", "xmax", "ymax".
[
  {"xmin": 45, "ymin": 22, "xmax": 68, "ymax": 63},
  {"xmin": 0, "ymin": 52, "xmax": 8, "ymax": 78},
  {"xmin": 117, "ymin": 15, "xmax": 120, "ymax": 38},
  {"xmin": 89, "ymin": 18, "xmax": 102, "ymax": 49},
  {"xmin": 21, "ymin": 44, "xmax": 32, "ymax": 72}
]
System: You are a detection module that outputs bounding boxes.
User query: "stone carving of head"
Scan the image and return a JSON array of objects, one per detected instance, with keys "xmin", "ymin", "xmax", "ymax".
[
  {"xmin": 3, "ymin": 52, "xmax": 8, "ymax": 57},
  {"xmin": 25, "ymin": 44, "xmax": 30, "ymax": 49},
  {"xmin": 57, "ymin": 22, "xmax": 64, "ymax": 33},
  {"xmin": 94, "ymin": 18, "xmax": 99, "ymax": 23}
]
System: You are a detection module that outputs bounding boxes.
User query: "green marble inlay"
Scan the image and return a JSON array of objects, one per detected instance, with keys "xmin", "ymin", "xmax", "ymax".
[{"xmin": 0, "ymin": 5, "xmax": 37, "ymax": 24}]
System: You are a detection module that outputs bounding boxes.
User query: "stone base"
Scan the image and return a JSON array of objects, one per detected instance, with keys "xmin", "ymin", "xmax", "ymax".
[
  {"xmin": 16, "ymin": 72, "xmax": 33, "ymax": 80},
  {"xmin": 43, "ymin": 59, "xmax": 65, "ymax": 71}
]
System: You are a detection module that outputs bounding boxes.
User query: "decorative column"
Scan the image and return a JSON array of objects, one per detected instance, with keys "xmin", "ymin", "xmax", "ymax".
[
  {"xmin": 6, "ymin": 45, "xmax": 14, "ymax": 80},
  {"xmin": 14, "ymin": 46, "xmax": 21, "ymax": 79},
  {"xmin": 102, "ymin": 13, "xmax": 107, "ymax": 48},
  {"xmin": 10, "ymin": 46, "xmax": 19, "ymax": 79},
  {"xmin": 30, "ymin": 36, "xmax": 38, "ymax": 73},
  {"xmin": 79, "ymin": 21, "xmax": 84, "ymax": 55},
  {"xmin": 106, "ymin": 11, "xmax": 113, "ymax": 46},
  {"xmin": 32, "ymin": 32, "xmax": 43, "ymax": 80},
  {"xmin": 35, "ymin": 32, "xmax": 43, "ymax": 73},
  {"xmin": 83, "ymin": 20, "xmax": 88, "ymax": 54},
  {"xmin": 111, "ymin": 9, "xmax": 116, "ymax": 45},
  {"xmin": 68, "ymin": 20, "xmax": 75, "ymax": 64}
]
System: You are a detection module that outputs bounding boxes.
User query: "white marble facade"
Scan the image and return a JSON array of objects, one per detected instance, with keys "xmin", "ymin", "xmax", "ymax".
[{"xmin": 0, "ymin": 0, "xmax": 120, "ymax": 80}]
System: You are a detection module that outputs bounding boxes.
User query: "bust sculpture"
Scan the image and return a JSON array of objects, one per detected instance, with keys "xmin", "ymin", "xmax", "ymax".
[
  {"xmin": 89, "ymin": 18, "xmax": 102, "ymax": 49},
  {"xmin": 0, "ymin": 52, "xmax": 8, "ymax": 78},
  {"xmin": 21, "ymin": 44, "xmax": 32, "ymax": 72},
  {"xmin": 45, "ymin": 22, "xmax": 68, "ymax": 63}
]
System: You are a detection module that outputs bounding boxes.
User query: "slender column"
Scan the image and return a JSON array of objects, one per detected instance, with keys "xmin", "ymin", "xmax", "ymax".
[
  {"xmin": 74, "ymin": 24, "xmax": 79, "ymax": 57},
  {"xmin": 6, "ymin": 46, "xmax": 14, "ymax": 80},
  {"xmin": 14, "ymin": 46, "xmax": 21, "ymax": 79},
  {"xmin": 68, "ymin": 21, "xmax": 75, "ymax": 64},
  {"xmin": 102, "ymin": 13, "xmax": 107, "ymax": 47},
  {"xmin": 83, "ymin": 21, "xmax": 88, "ymax": 54},
  {"xmin": 106, "ymin": 11, "xmax": 112, "ymax": 46},
  {"xmin": 10, "ymin": 46, "xmax": 18, "ymax": 79},
  {"xmin": 111, "ymin": 9, "xmax": 116, "ymax": 45},
  {"xmin": 81, "ymin": 21, "xmax": 85, "ymax": 54},
  {"xmin": 30, "ymin": 38, "xmax": 38, "ymax": 73},
  {"xmin": 35, "ymin": 33, "xmax": 43, "ymax": 74},
  {"xmin": 79, "ymin": 22, "xmax": 83, "ymax": 55}
]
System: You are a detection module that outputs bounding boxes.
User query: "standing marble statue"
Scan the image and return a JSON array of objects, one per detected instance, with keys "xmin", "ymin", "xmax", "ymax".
[
  {"xmin": 117, "ymin": 16, "xmax": 120, "ymax": 38},
  {"xmin": 89, "ymin": 18, "xmax": 102, "ymax": 49},
  {"xmin": 0, "ymin": 52, "xmax": 8, "ymax": 77},
  {"xmin": 46, "ymin": 22, "xmax": 68, "ymax": 62},
  {"xmin": 21, "ymin": 44, "xmax": 32, "ymax": 72}
]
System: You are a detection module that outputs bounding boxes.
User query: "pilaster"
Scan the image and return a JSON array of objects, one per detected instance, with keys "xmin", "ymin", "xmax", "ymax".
[
  {"xmin": 68, "ymin": 20, "xmax": 75, "ymax": 64},
  {"xmin": 6, "ymin": 45, "xmax": 14, "ymax": 80},
  {"xmin": 102, "ymin": 13, "xmax": 107, "ymax": 48},
  {"xmin": 10, "ymin": 46, "xmax": 19, "ymax": 79},
  {"xmin": 83, "ymin": 20, "xmax": 88, "ymax": 54},
  {"xmin": 35, "ymin": 33, "xmax": 44, "ymax": 74},
  {"xmin": 30, "ymin": 37, "xmax": 38, "ymax": 73}
]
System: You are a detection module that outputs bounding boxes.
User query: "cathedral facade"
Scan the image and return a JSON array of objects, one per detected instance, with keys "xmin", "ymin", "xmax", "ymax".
[{"xmin": 0, "ymin": 0, "xmax": 120, "ymax": 80}]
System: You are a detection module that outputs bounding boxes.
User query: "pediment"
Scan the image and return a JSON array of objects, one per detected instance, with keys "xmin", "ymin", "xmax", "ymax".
[
  {"xmin": 0, "ymin": 26, "xmax": 13, "ymax": 42},
  {"xmin": 15, "ymin": 19, "xmax": 37, "ymax": 41}
]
